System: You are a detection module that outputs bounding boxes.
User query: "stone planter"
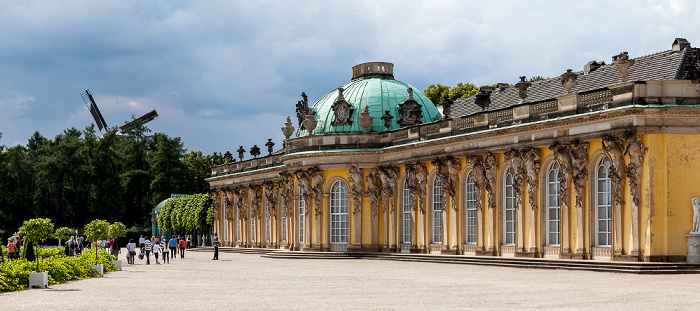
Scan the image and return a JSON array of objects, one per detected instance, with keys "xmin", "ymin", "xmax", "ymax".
[
  {"xmin": 111, "ymin": 259, "xmax": 122, "ymax": 271},
  {"xmin": 687, "ymin": 234, "xmax": 700, "ymax": 263},
  {"xmin": 28, "ymin": 271, "xmax": 48, "ymax": 288},
  {"xmin": 89, "ymin": 264, "xmax": 104, "ymax": 277}
]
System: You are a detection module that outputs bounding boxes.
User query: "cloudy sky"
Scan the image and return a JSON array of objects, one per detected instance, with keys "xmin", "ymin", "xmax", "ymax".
[{"xmin": 1, "ymin": 0, "xmax": 698, "ymax": 155}]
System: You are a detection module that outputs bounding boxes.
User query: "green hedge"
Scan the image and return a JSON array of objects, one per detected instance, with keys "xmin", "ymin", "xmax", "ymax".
[{"xmin": 0, "ymin": 249, "xmax": 117, "ymax": 292}]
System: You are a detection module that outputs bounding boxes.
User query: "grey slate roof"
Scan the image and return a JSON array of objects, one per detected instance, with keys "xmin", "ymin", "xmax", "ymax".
[{"xmin": 451, "ymin": 46, "xmax": 696, "ymax": 118}]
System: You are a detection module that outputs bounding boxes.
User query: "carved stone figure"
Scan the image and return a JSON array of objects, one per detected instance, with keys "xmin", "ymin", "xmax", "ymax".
[
  {"xmin": 280, "ymin": 171, "xmax": 295, "ymax": 217},
  {"xmin": 405, "ymin": 162, "xmax": 428, "ymax": 214},
  {"xmin": 484, "ymin": 153, "xmax": 498, "ymax": 210},
  {"xmin": 549, "ymin": 142, "xmax": 572, "ymax": 254},
  {"xmin": 692, "ymin": 197, "xmax": 700, "ymax": 233},
  {"xmin": 250, "ymin": 185, "xmax": 262, "ymax": 220},
  {"xmin": 377, "ymin": 166, "xmax": 399, "ymax": 214},
  {"xmin": 223, "ymin": 151, "xmax": 233, "ymax": 163},
  {"xmin": 295, "ymin": 92, "xmax": 309, "ymax": 129},
  {"xmin": 348, "ymin": 164, "xmax": 366, "ymax": 215},
  {"xmin": 522, "ymin": 147, "xmax": 540, "ymax": 211},
  {"xmin": 432, "ymin": 156, "xmax": 461, "ymax": 211},
  {"xmin": 234, "ymin": 186, "xmax": 249, "ymax": 220},
  {"xmin": 367, "ymin": 167, "xmax": 382, "ymax": 217},
  {"xmin": 569, "ymin": 141, "xmax": 589, "ymax": 211},
  {"xmin": 294, "ymin": 170, "xmax": 312, "ymax": 217},
  {"xmin": 397, "ymin": 87, "xmax": 423, "ymax": 126},
  {"xmin": 263, "ymin": 181, "xmax": 278, "ymax": 219},
  {"xmin": 505, "ymin": 149, "xmax": 525, "ymax": 210},
  {"xmin": 622, "ymin": 130, "xmax": 647, "ymax": 256},
  {"xmin": 307, "ymin": 166, "xmax": 325, "ymax": 219},
  {"xmin": 467, "ymin": 155, "xmax": 485, "ymax": 212}
]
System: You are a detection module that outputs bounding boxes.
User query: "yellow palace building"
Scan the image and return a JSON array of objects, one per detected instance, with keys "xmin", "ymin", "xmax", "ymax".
[{"xmin": 208, "ymin": 38, "xmax": 700, "ymax": 262}]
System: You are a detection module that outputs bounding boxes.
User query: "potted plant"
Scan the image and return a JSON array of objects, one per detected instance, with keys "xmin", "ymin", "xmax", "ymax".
[
  {"xmin": 18, "ymin": 218, "xmax": 55, "ymax": 288},
  {"xmin": 108, "ymin": 222, "xmax": 127, "ymax": 270},
  {"xmin": 84, "ymin": 219, "xmax": 110, "ymax": 276}
]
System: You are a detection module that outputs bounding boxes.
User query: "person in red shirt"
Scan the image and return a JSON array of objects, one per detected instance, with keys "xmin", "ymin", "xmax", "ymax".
[{"xmin": 179, "ymin": 238, "xmax": 186, "ymax": 258}]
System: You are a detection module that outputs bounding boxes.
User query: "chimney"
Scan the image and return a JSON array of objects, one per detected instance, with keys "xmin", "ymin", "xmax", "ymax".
[
  {"xmin": 673, "ymin": 38, "xmax": 690, "ymax": 51},
  {"xmin": 584, "ymin": 60, "xmax": 605, "ymax": 74}
]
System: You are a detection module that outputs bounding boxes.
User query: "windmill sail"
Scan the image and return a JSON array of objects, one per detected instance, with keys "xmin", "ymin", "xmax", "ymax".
[{"xmin": 81, "ymin": 89, "xmax": 108, "ymax": 131}]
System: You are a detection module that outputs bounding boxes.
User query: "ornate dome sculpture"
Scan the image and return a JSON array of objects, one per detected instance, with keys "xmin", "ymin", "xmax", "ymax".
[{"xmin": 297, "ymin": 62, "xmax": 440, "ymax": 136}]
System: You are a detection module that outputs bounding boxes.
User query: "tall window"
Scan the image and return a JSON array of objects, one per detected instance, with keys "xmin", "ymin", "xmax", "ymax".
[
  {"xmin": 433, "ymin": 177, "xmax": 443, "ymax": 243},
  {"xmin": 330, "ymin": 181, "xmax": 349, "ymax": 244},
  {"xmin": 250, "ymin": 201, "xmax": 256, "ymax": 243},
  {"xmin": 547, "ymin": 162, "xmax": 561, "ymax": 245},
  {"xmin": 596, "ymin": 157, "xmax": 612, "ymax": 247},
  {"xmin": 504, "ymin": 168, "xmax": 516, "ymax": 245},
  {"xmin": 402, "ymin": 181, "xmax": 412, "ymax": 244},
  {"xmin": 265, "ymin": 200, "xmax": 270, "ymax": 243},
  {"xmin": 236, "ymin": 205, "xmax": 241, "ymax": 241},
  {"xmin": 280, "ymin": 198, "xmax": 286, "ymax": 242},
  {"xmin": 465, "ymin": 172, "xmax": 477, "ymax": 244},
  {"xmin": 299, "ymin": 189, "xmax": 305, "ymax": 244}
]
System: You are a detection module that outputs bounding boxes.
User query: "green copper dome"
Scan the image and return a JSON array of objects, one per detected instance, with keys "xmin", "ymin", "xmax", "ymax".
[{"xmin": 297, "ymin": 62, "xmax": 440, "ymax": 136}]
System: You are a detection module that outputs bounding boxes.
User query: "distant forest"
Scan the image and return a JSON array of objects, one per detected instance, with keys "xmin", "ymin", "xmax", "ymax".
[{"xmin": 0, "ymin": 124, "xmax": 217, "ymax": 236}]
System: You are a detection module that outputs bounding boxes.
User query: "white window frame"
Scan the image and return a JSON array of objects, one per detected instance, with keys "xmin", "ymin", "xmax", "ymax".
[
  {"xmin": 433, "ymin": 177, "xmax": 443, "ymax": 243},
  {"xmin": 330, "ymin": 181, "xmax": 349, "ymax": 244},
  {"xmin": 596, "ymin": 157, "xmax": 612, "ymax": 247},
  {"xmin": 280, "ymin": 198, "xmax": 286, "ymax": 242},
  {"xmin": 402, "ymin": 181, "xmax": 411, "ymax": 244},
  {"xmin": 546, "ymin": 162, "xmax": 561, "ymax": 246},
  {"xmin": 465, "ymin": 171, "xmax": 477, "ymax": 244},
  {"xmin": 503, "ymin": 168, "xmax": 516, "ymax": 245},
  {"xmin": 299, "ymin": 189, "xmax": 305, "ymax": 244}
]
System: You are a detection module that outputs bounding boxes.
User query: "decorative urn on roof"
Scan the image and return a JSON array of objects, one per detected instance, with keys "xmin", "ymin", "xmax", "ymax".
[
  {"xmin": 357, "ymin": 106, "xmax": 374, "ymax": 133},
  {"xmin": 303, "ymin": 111, "xmax": 318, "ymax": 136},
  {"xmin": 281, "ymin": 116, "xmax": 295, "ymax": 139}
]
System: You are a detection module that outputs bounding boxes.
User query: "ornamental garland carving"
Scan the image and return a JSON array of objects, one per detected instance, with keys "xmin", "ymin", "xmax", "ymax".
[
  {"xmin": 209, "ymin": 189, "xmax": 221, "ymax": 214},
  {"xmin": 307, "ymin": 166, "xmax": 325, "ymax": 219},
  {"xmin": 367, "ymin": 167, "xmax": 382, "ymax": 217},
  {"xmin": 405, "ymin": 162, "xmax": 428, "ymax": 214},
  {"xmin": 467, "ymin": 155, "xmax": 485, "ymax": 212},
  {"xmin": 377, "ymin": 165, "xmax": 399, "ymax": 214},
  {"xmin": 549, "ymin": 142, "xmax": 572, "ymax": 211},
  {"xmin": 249, "ymin": 185, "xmax": 262, "ymax": 220},
  {"xmin": 280, "ymin": 171, "xmax": 295, "ymax": 217},
  {"xmin": 522, "ymin": 147, "xmax": 540, "ymax": 211},
  {"xmin": 294, "ymin": 169, "xmax": 313, "ymax": 217},
  {"xmin": 432, "ymin": 156, "xmax": 461, "ymax": 211},
  {"xmin": 347, "ymin": 164, "xmax": 366, "ymax": 216},
  {"xmin": 223, "ymin": 189, "xmax": 234, "ymax": 221},
  {"xmin": 622, "ymin": 130, "xmax": 647, "ymax": 208},
  {"xmin": 505, "ymin": 149, "xmax": 525, "ymax": 210},
  {"xmin": 569, "ymin": 141, "xmax": 589, "ymax": 211},
  {"xmin": 484, "ymin": 153, "xmax": 498, "ymax": 210},
  {"xmin": 263, "ymin": 181, "xmax": 278, "ymax": 219},
  {"xmin": 602, "ymin": 134, "xmax": 626, "ymax": 208},
  {"xmin": 234, "ymin": 186, "xmax": 249, "ymax": 220}
]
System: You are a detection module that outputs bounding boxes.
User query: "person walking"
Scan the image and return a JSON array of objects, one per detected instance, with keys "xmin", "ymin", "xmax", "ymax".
[
  {"xmin": 212, "ymin": 233, "xmax": 219, "ymax": 260},
  {"xmin": 113, "ymin": 237, "xmax": 120, "ymax": 258},
  {"xmin": 179, "ymin": 238, "xmax": 186, "ymax": 258},
  {"xmin": 160, "ymin": 239, "xmax": 168, "ymax": 264},
  {"xmin": 144, "ymin": 238, "xmax": 152, "ymax": 265},
  {"xmin": 126, "ymin": 239, "xmax": 136, "ymax": 265},
  {"xmin": 67, "ymin": 236, "xmax": 76, "ymax": 257},
  {"xmin": 169, "ymin": 236, "xmax": 177, "ymax": 259},
  {"xmin": 7, "ymin": 237, "xmax": 17, "ymax": 259},
  {"xmin": 153, "ymin": 240, "xmax": 161, "ymax": 264},
  {"xmin": 139, "ymin": 235, "xmax": 145, "ymax": 253}
]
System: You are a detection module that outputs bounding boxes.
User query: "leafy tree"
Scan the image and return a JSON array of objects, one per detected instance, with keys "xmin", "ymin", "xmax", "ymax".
[
  {"xmin": 54, "ymin": 227, "xmax": 74, "ymax": 246},
  {"xmin": 528, "ymin": 76, "xmax": 547, "ymax": 83},
  {"xmin": 159, "ymin": 194, "xmax": 213, "ymax": 232},
  {"xmin": 108, "ymin": 222, "xmax": 127, "ymax": 238},
  {"xmin": 182, "ymin": 150, "xmax": 213, "ymax": 194},
  {"xmin": 149, "ymin": 133, "xmax": 186, "ymax": 205},
  {"xmin": 423, "ymin": 84, "xmax": 450, "ymax": 105},
  {"xmin": 448, "ymin": 83, "xmax": 479, "ymax": 100},
  {"xmin": 84, "ymin": 219, "xmax": 110, "ymax": 264},
  {"xmin": 18, "ymin": 218, "xmax": 55, "ymax": 270}
]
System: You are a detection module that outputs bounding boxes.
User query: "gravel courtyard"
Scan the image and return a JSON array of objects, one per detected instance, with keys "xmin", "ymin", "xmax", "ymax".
[{"xmin": 4, "ymin": 248, "xmax": 700, "ymax": 310}]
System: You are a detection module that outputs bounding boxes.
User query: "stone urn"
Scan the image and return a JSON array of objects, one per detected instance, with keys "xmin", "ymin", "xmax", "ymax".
[{"xmin": 357, "ymin": 106, "xmax": 373, "ymax": 133}]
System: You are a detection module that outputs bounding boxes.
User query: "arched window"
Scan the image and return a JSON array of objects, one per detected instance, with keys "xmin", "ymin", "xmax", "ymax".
[
  {"xmin": 433, "ymin": 177, "xmax": 443, "ymax": 243},
  {"xmin": 280, "ymin": 199, "xmax": 286, "ymax": 242},
  {"xmin": 299, "ymin": 188, "xmax": 305, "ymax": 244},
  {"xmin": 504, "ymin": 168, "xmax": 516, "ymax": 245},
  {"xmin": 402, "ymin": 180, "xmax": 411, "ymax": 244},
  {"xmin": 236, "ymin": 204, "xmax": 241, "ymax": 241},
  {"xmin": 596, "ymin": 157, "xmax": 612, "ymax": 247},
  {"xmin": 330, "ymin": 181, "xmax": 349, "ymax": 244},
  {"xmin": 465, "ymin": 171, "xmax": 477, "ymax": 244},
  {"xmin": 265, "ymin": 199, "xmax": 270, "ymax": 243},
  {"xmin": 546, "ymin": 162, "xmax": 561, "ymax": 245}
]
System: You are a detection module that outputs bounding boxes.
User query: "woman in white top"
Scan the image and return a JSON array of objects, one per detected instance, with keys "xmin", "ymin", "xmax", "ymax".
[
  {"xmin": 152, "ymin": 242, "xmax": 161, "ymax": 264},
  {"xmin": 126, "ymin": 239, "xmax": 137, "ymax": 265}
]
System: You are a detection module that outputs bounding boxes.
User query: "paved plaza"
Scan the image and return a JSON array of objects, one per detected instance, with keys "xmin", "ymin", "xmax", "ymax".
[{"xmin": 4, "ymin": 248, "xmax": 700, "ymax": 310}]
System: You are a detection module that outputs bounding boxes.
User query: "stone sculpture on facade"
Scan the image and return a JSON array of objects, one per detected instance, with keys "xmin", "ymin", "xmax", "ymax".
[
  {"xmin": 279, "ymin": 171, "xmax": 296, "ymax": 249},
  {"xmin": 331, "ymin": 88, "xmax": 354, "ymax": 126},
  {"xmin": 569, "ymin": 140, "xmax": 588, "ymax": 256},
  {"xmin": 367, "ymin": 167, "xmax": 382, "ymax": 247},
  {"xmin": 263, "ymin": 181, "xmax": 278, "ymax": 219},
  {"xmin": 602, "ymin": 134, "xmax": 626, "ymax": 255},
  {"xmin": 303, "ymin": 111, "xmax": 318, "ymax": 136},
  {"xmin": 484, "ymin": 152, "xmax": 497, "ymax": 253},
  {"xmin": 236, "ymin": 146, "xmax": 246, "ymax": 161},
  {"xmin": 223, "ymin": 151, "xmax": 233, "ymax": 163},
  {"xmin": 348, "ymin": 164, "xmax": 365, "ymax": 245},
  {"xmin": 549, "ymin": 141, "xmax": 572, "ymax": 256},
  {"xmin": 357, "ymin": 106, "xmax": 373, "ymax": 133},
  {"xmin": 377, "ymin": 165, "xmax": 399, "ymax": 250},
  {"xmin": 688, "ymin": 197, "xmax": 700, "ymax": 263},
  {"xmin": 282, "ymin": 116, "xmax": 295, "ymax": 140},
  {"xmin": 692, "ymin": 197, "xmax": 700, "ymax": 233},
  {"xmin": 622, "ymin": 130, "xmax": 647, "ymax": 257},
  {"xmin": 397, "ymin": 87, "xmax": 423, "ymax": 126},
  {"xmin": 522, "ymin": 147, "xmax": 540, "ymax": 253},
  {"xmin": 467, "ymin": 155, "xmax": 485, "ymax": 251},
  {"xmin": 295, "ymin": 92, "xmax": 309, "ymax": 130}
]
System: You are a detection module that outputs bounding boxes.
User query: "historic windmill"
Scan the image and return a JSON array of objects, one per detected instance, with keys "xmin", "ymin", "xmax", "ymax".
[{"xmin": 81, "ymin": 89, "xmax": 158, "ymax": 132}]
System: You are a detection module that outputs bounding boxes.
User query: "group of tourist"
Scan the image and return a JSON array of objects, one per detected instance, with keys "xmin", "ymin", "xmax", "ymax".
[
  {"xmin": 124, "ymin": 235, "xmax": 189, "ymax": 265},
  {"xmin": 5, "ymin": 236, "xmax": 22, "ymax": 259},
  {"xmin": 95, "ymin": 237, "xmax": 121, "ymax": 257},
  {"xmin": 64, "ymin": 236, "xmax": 86, "ymax": 256}
]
